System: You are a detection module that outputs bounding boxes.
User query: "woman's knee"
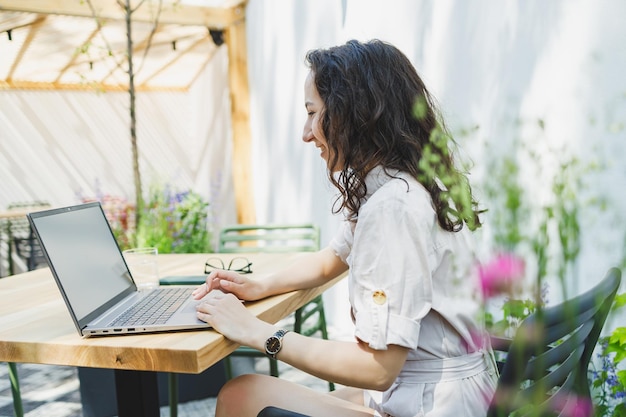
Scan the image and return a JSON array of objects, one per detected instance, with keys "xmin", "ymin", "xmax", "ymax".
[
  {"xmin": 216, "ymin": 374, "xmax": 270, "ymax": 416},
  {"xmin": 219, "ymin": 374, "xmax": 265, "ymax": 399}
]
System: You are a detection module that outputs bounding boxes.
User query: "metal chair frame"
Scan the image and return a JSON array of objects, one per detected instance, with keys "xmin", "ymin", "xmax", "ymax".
[
  {"xmin": 5, "ymin": 202, "xmax": 50, "ymax": 275},
  {"xmin": 7, "ymin": 362, "xmax": 23, "ymax": 417},
  {"xmin": 487, "ymin": 267, "xmax": 621, "ymax": 417}
]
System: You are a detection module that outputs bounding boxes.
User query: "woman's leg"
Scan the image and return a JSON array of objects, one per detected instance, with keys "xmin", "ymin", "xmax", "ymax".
[
  {"xmin": 329, "ymin": 386, "xmax": 369, "ymax": 404},
  {"xmin": 216, "ymin": 374, "xmax": 376, "ymax": 417}
]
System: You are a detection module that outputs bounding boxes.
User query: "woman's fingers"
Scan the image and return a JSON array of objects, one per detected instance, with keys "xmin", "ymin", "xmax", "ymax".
[
  {"xmin": 195, "ymin": 292, "xmax": 255, "ymax": 343},
  {"xmin": 192, "ymin": 270, "xmax": 239, "ymax": 299},
  {"xmin": 192, "ymin": 269, "xmax": 254, "ymax": 300},
  {"xmin": 192, "ymin": 272, "xmax": 216, "ymax": 299}
]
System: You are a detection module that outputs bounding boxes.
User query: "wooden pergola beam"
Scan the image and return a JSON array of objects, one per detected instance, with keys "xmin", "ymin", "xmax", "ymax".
[
  {"xmin": 0, "ymin": 79, "xmax": 188, "ymax": 92},
  {"xmin": 224, "ymin": 16, "xmax": 255, "ymax": 225},
  {"xmin": 0, "ymin": 0, "xmax": 245, "ymax": 28},
  {"xmin": 0, "ymin": 0, "xmax": 255, "ymax": 225}
]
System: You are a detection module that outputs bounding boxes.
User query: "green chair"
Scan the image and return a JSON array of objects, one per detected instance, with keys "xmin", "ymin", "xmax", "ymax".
[
  {"xmin": 7, "ymin": 362, "xmax": 24, "ymax": 417},
  {"xmin": 218, "ymin": 224, "xmax": 334, "ymax": 391},
  {"xmin": 218, "ymin": 224, "xmax": 321, "ymax": 253},
  {"xmin": 487, "ymin": 267, "xmax": 621, "ymax": 417}
]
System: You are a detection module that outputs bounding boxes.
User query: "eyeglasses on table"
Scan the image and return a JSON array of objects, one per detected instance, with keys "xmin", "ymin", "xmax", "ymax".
[{"xmin": 204, "ymin": 257, "xmax": 253, "ymax": 274}]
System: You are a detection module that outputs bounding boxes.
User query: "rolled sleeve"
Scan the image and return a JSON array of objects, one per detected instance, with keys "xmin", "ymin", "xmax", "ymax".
[
  {"xmin": 329, "ymin": 220, "xmax": 352, "ymax": 263},
  {"xmin": 355, "ymin": 304, "xmax": 423, "ymax": 350}
]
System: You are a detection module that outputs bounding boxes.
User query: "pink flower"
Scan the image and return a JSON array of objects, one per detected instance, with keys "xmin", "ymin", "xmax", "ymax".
[
  {"xmin": 477, "ymin": 253, "xmax": 525, "ymax": 298},
  {"xmin": 553, "ymin": 394, "xmax": 594, "ymax": 417}
]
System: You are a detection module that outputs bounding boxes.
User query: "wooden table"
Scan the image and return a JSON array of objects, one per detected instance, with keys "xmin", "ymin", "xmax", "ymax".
[
  {"xmin": 0, "ymin": 252, "xmax": 345, "ymax": 416},
  {"xmin": 0, "ymin": 208, "xmax": 29, "ymax": 219}
]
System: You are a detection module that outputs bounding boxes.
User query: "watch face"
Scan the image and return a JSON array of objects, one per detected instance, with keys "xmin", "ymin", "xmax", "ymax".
[{"xmin": 265, "ymin": 336, "xmax": 281, "ymax": 354}]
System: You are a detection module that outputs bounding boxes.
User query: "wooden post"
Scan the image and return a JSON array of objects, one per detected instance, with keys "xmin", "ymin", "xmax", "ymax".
[{"xmin": 224, "ymin": 9, "xmax": 256, "ymax": 225}]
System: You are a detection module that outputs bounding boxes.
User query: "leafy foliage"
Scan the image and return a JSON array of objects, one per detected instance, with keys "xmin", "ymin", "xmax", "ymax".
[
  {"xmin": 135, "ymin": 184, "xmax": 212, "ymax": 254},
  {"xmin": 592, "ymin": 326, "xmax": 626, "ymax": 417},
  {"xmin": 474, "ymin": 130, "xmax": 624, "ymax": 416},
  {"xmin": 412, "ymin": 96, "xmax": 482, "ymax": 231},
  {"xmin": 84, "ymin": 182, "xmax": 212, "ymax": 254},
  {"xmin": 485, "ymin": 298, "xmax": 539, "ymax": 338}
]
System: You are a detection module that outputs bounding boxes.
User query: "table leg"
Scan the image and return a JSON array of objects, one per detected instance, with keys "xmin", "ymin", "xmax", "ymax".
[{"xmin": 114, "ymin": 369, "xmax": 160, "ymax": 417}]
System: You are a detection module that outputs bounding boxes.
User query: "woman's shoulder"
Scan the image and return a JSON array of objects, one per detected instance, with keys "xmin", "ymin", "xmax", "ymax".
[
  {"xmin": 369, "ymin": 171, "xmax": 432, "ymax": 208},
  {"xmin": 359, "ymin": 173, "xmax": 436, "ymax": 231}
]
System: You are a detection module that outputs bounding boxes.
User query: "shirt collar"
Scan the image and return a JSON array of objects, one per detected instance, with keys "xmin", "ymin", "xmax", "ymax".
[{"xmin": 363, "ymin": 166, "xmax": 401, "ymax": 200}]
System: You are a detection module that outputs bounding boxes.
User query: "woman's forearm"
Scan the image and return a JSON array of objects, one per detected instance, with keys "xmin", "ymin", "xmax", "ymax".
[
  {"xmin": 258, "ymin": 247, "xmax": 348, "ymax": 297},
  {"xmin": 246, "ymin": 327, "xmax": 408, "ymax": 391}
]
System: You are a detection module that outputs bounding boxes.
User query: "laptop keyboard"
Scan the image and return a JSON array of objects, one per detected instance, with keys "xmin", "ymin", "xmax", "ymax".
[{"xmin": 108, "ymin": 287, "xmax": 193, "ymax": 327}]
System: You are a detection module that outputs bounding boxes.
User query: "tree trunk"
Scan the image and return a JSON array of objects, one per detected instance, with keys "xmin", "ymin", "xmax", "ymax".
[{"xmin": 124, "ymin": 0, "xmax": 143, "ymax": 228}]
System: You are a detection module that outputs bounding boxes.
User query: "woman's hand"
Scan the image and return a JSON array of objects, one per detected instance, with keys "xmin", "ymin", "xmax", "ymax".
[
  {"xmin": 192, "ymin": 269, "xmax": 267, "ymax": 301},
  {"xmin": 195, "ymin": 290, "xmax": 269, "ymax": 345}
]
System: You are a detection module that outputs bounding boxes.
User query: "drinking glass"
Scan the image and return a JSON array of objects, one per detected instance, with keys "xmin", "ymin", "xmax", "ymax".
[{"xmin": 123, "ymin": 247, "xmax": 159, "ymax": 290}]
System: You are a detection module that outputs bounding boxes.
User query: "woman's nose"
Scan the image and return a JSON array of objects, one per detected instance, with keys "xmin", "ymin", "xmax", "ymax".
[{"xmin": 302, "ymin": 124, "xmax": 314, "ymax": 143}]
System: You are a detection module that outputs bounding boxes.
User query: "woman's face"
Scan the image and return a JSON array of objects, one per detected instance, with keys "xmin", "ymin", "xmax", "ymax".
[{"xmin": 303, "ymin": 71, "xmax": 340, "ymax": 170}]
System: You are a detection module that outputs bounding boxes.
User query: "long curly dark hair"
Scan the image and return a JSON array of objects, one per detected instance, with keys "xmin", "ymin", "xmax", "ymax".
[{"xmin": 305, "ymin": 39, "xmax": 482, "ymax": 232}]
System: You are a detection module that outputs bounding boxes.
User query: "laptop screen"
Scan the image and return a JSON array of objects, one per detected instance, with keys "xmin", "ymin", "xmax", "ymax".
[{"xmin": 29, "ymin": 203, "xmax": 134, "ymax": 326}]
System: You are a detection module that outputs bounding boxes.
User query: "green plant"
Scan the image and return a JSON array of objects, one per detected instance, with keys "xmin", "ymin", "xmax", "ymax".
[
  {"xmin": 479, "ymin": 130, "xmax": 593, "ymax": 303},
  {"xmin": 483, "ymin": 151, "xmax": 528, "ymax": 252},
  {"xmin": 82, "ymin": 182, "xmax": 212, "ymax": 253},
  {"xmin": 592, "ymin": 293, "xmax": 626, "ymax": 417},
  {"xmin": 169, "ymin": 191, "xmax": 213, "ymax": 253},
  {"xmin": 470, "ymin": 120, "xmax": 622, "ymax": 416},
  {"xmin": 485, "ymin": 297, "xmax": 539, "ymax": 338},
  {"xmin": 413, "ymin": 99, "xmax": 481, "ymax": 231},
  {"xmin": 135, "ymin": 183, "xmax": 212, "ymax": 254}
]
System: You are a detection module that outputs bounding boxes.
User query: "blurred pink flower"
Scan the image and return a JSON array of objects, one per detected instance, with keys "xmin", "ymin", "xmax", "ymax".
[
  {"xmin": 477, "ymin": 253, "xmax": 526, "ymax": 298},
  {"xmin": 553, "ymin": 393, "xmax": 594, "ymax": 417}
]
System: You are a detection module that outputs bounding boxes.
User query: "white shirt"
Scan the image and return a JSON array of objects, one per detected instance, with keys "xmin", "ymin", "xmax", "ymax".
[{"xmin": 330, "ymin": 166, "xmax": 497, "ymax": 417}]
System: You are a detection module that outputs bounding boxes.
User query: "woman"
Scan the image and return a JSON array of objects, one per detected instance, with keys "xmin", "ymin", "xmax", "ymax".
[{"xmin": 193, "ymin": 39, "xmax": 497, "ymax": 417}]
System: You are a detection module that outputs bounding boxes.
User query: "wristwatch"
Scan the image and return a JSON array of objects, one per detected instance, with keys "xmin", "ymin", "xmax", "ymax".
[{"xmin": 265, "ymin": 329, "xmax": 289, "ymax": 359}]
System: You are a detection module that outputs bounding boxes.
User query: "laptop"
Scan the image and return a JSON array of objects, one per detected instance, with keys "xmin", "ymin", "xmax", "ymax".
[{"xmin": 27, "ymin": 202, "xmax": 210, "ymax": 337}]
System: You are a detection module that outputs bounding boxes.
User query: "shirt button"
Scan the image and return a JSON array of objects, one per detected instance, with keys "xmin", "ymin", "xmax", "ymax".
[{"xmin": 372, "ymin": 290, "xmax": 387, "ymax": 305}]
